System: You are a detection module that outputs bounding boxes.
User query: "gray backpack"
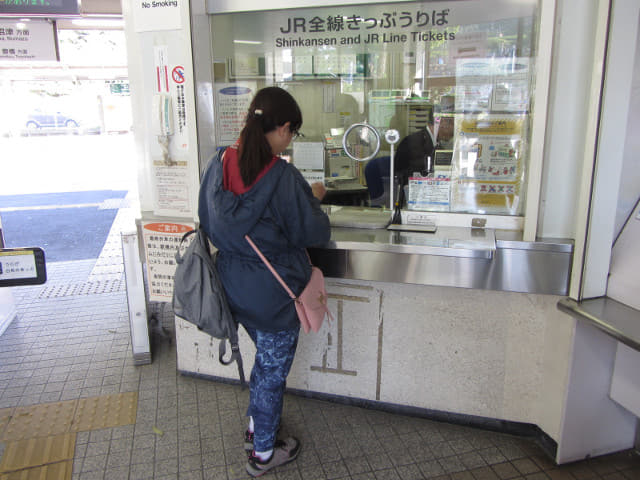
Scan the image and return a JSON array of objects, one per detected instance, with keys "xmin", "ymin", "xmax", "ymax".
[{"xmin": 172, "ymin": 228, "xmax": 245, "ymax": 385}]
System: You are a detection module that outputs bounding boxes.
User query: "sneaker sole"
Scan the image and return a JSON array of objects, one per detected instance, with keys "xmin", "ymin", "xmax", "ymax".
[{"xmin": 245, "ymin": 442, "xmax": 301, "ymax": 477}]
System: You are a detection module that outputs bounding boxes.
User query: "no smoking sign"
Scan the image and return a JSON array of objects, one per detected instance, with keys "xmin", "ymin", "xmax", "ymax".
[{"xmin": 172, "ymin": 66, "xmax": 185, "ymax": 84}]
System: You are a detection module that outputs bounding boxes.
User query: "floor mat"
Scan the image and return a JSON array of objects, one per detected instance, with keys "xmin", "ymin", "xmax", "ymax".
[
  {"xmin": 0, "ymin": 190, "xmax": 127, "ymax": 209},
  {"xmin": 0, "ymin": 190, "xmax": 128, "ymax": 262}
]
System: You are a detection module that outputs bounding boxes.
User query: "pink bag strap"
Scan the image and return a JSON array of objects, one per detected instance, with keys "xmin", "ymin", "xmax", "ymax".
[{"xmin": 245, "ymin": 235, "xmax": 297, "ymax": 300}]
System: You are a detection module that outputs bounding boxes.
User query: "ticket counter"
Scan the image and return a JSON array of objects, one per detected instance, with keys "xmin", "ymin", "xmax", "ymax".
[
  {"xmin": 174, "ymin": 3, "xmax": 574, "ymax": 453},
  {"xmin": 121, "ymin": 0, "xmax": 639, "ymax": 466}
]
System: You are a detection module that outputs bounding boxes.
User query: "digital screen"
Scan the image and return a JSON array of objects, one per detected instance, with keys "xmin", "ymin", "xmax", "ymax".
[
  {"xmin": 0, "ymin": 248, "xmax": 46, "ymax": 286},
  {"xmin": 0, "ymin": 0, "xmax": 79, "ymax": 16},
  {"xmin": 434, "ymin": 150, "xmax": 453, "ymax": 167},
  {"xmin": 0, "ymin": 250, "xmax": 37, "ymax": 280}
]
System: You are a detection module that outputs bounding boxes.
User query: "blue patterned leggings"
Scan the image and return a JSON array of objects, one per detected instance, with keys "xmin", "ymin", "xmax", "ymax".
[{"xmin": 244, "ymin": 325, "xmax": 300, "ymax": 452}]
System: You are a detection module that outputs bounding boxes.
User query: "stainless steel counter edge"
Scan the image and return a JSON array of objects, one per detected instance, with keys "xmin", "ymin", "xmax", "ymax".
[
  {"xmin": 322, "ymin": 226, "xmax": 573, "ymax": 256},
  {"xmin": 495, "ymin": 232, "xmax": 574, "ymax": 253},
  {"xmin": 327, "ymin": 236, "xmax": 574, "ymax": 255},
  {"xmin": 557, "ymin": 297, "xmax": 640, "ymax": 352},
  {"xmin": 326, "ymin": 239, "xmax": 494, "ymax": 258},
  {"xmin": 310, "ymin": 227, "xmax": 574, "ymax": 295}
]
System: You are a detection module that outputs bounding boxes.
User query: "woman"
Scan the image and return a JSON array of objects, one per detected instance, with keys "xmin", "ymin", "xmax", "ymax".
[{"xmin": 198, "ymin": 87, "xmax": 330, "ymax": 477}]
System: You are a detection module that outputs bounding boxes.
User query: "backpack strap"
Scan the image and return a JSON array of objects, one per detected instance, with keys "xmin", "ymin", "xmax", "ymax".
[
  {"xmin": 176, "ymin": 228, "xmax": 246, "ymax": 387},
  {"xmin": 219, "ymin": 335, "xmax": 246, "ymax": 387}
]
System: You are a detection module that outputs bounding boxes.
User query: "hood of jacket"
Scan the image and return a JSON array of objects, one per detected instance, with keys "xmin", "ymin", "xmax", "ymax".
[{"xmin": 198, "ymin": 149, "xmax": 287, "ymax": 252}]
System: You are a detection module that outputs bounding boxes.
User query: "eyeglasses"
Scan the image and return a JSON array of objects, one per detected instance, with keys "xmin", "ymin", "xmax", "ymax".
[{"xmin": 291, "ymin": 130, "xmax": 304, "ymax": 141}]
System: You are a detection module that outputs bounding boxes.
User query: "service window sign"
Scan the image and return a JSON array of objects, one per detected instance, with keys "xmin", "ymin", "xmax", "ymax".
[
  {"xmin": 210, "ymin": 0, "xmax": 539, "ymax": 217},
  {"xmin": 0, "ymin": 19, "xmax": 59, "ymax": 62}
]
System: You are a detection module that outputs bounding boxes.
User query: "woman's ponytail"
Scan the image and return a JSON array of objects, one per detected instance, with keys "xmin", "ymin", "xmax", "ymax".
[
  {"xmin": 238, "ymin": 87, "xmax": 302, "ymax": 187},
  {"xmin": 239, "ymin": 109, "xmax": 272, "ymax": 187}
]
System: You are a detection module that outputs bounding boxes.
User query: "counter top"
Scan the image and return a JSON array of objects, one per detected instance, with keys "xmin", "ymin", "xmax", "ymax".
[
  {"xmin": 327, "ymin": 226, "xmax": 496, "ymax": 258},
  {"xmin": 558, "ymin": 297, "xmax": 640, "ymax": 351},
  {"xmin": 322, "ymin": 206, "xmax": 573, "ymax": 257},
  {"xmin": 321, "ymin": 225, "xmax": 572, "ymax": 259},
  {"xmin": 308, "ymin": 209, "xmax": 574, "ymax": 295}
]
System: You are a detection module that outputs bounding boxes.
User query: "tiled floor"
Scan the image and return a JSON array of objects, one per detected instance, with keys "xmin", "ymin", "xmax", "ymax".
[{"xmin": 1, "ymin": 208, "xmax": 640, "ymax": 479}]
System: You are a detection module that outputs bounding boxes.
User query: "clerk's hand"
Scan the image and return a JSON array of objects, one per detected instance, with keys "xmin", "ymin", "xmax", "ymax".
[{"xmin": 311, "ymin": 182, "xmax": 326, "ymax": 201}]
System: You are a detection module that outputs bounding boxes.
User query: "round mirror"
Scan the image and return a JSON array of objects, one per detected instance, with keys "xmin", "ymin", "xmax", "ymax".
[
  {"xmin": 342, "ymin": 122, "xmax": 381, "ymax": 162},
  {"xmin": 385, "ymin": 129, "xmax": 400, "ymax": 145}
]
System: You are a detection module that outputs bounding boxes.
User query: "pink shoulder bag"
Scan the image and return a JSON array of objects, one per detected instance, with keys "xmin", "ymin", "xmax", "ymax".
[{"xmin": 245, "ymin": 235, "xmax": 334, "ymax": 333}]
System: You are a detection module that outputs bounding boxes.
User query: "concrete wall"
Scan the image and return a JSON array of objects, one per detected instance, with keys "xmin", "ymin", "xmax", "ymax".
[{"xmin": 176, "ymin": 278, "xmax": 575, "ymax": 443}]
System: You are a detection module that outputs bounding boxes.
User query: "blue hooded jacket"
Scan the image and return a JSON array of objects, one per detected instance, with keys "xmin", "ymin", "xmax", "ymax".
[{"xmin": 198, "ymin": 148, "xmax": 331, "ymax": 332}]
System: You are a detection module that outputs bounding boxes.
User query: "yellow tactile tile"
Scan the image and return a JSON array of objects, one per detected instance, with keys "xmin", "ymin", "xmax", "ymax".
[
  {"xmin": 1, "ymin": 401, "xmax": 77, "ymax": 442},
  {"xmin": 70, "ymin": 391, "xmax": 137, "ymax": 432},
  {"xmin": 0, "ymin": 460, "xmax": 72, "ymax": 480},
  {"xmin": 0, "ymin": 433, "xmax": 75, "ymax": 473},
  {"xmin": 0, "ymin": 408, "xmax": 14, "ymax": 438}
]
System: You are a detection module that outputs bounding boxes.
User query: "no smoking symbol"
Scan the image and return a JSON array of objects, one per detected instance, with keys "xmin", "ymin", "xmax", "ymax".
[{"xmin": 172, "ymin": 66, "xmax": 185, "ymax": 84}]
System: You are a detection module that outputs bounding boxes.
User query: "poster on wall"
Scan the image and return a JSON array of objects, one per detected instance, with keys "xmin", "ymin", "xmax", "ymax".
[
  {"xmin": 455, "ymin": 58, "xmax": 493, "ymax": 113},
  {"xmin": 141, "ymin": 221, "xmax": 194, "ymax": 302},
  {"xmin": 153, "ymin": 161, "xmax": 192, "ymax": 217},
  {"xmin": 215, "ymin": 83, "xmax": 256, "ymax": 145},
  {"xmin": 450, "ymin": 116, "xmax": 526, "ymax": 215},
  {"xmin": 408, "ymin": 175, "xmax": 451, "ymax": 211},
  {"xmin": 491, "ymin": 58, "xmax": 530, "ymax": 113}
]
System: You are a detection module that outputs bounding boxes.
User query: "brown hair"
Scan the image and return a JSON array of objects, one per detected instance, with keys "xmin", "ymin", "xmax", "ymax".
[{"xmin": 239, "ymin": 87, "xmax": 302, "ymax": 186}]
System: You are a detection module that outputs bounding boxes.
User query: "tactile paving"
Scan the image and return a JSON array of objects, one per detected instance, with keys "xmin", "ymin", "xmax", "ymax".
[
  {"xmin": 0, "ymin": 460, "xmax": 72, "ymax": 480},
  {"xmin": 0, "ymin": 433, "xmax": 75, "ymax": 473},
  {"xmin": 1, "ymin": 401, "xmax": 77, "ymax": 442},
  {"xmin": 70, "ymin": 391, "xmax": 137, "ymax": 432},
  {"xmin": 37, "ymin": 278, "xmax": 124, "ymax": 299},
  {"xmin": 0, "ymin": 408, "xmax": 14, "ymax": 438}
]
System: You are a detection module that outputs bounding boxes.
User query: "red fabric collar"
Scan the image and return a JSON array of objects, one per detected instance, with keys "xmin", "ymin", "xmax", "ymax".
[{"xmin": 222, "ymin": 145, "xmax": 279, "ymax": 195}]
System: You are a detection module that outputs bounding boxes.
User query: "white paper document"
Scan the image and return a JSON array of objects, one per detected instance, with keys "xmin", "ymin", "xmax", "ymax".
[{"xmin": 293, "ymin": 142, "xmax": 325, "ymax": 170}]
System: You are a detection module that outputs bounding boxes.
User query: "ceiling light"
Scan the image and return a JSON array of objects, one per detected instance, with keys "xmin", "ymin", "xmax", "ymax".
[
  {"xmin": 233, "ymin": 40, "xmax": 263, "ymax": 45},
  {"xmin": 71, "ymin": 18, "xmax": 124, "ymax": 28}
]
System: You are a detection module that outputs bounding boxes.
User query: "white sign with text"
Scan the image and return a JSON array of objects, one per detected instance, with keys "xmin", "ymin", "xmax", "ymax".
[
  {"xmin": 133, "ymin": 0, "xmax": 182, "ymax": 33},
  {"xmin": 0, "ymin": 19, "xmax": 57, "ymax": 62}
]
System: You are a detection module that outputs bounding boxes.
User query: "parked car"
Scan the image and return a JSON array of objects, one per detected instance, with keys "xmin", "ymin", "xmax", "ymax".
[{"xmin": 25, "ymin": 109, "xmax": 79, "ymax": 130}]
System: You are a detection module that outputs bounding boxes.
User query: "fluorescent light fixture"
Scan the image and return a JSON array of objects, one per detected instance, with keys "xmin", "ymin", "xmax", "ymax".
[
  {"xmin": 233, "ymin": 39, "xmax": 263, "ymax": 45},
  {"xmin": 72, "ymin": 18, "xmax": 124, "ymax": 28}
]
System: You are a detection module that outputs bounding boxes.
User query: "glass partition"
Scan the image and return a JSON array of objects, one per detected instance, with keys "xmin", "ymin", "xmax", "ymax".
[{"xmin": 209, "ymin": 0, "xmax": 540, "ymax": 216}]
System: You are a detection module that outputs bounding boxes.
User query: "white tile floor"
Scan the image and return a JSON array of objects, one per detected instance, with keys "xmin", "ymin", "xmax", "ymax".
[{"xmin": 1, "ymin": 205, "xmax": 639, "ymax": 479}]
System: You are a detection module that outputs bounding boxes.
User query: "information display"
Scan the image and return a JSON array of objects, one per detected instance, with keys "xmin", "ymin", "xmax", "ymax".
[
  {"xmin": 0, "ymin": 18, "xmax": 59, "ymax": 62},
  {"xmin": 0, "ymin": 0, "xmax": 79, "ymax": 16},
  {"xmin": 0, "ymin": 248, "xmax": 46, "ymax": 287}
]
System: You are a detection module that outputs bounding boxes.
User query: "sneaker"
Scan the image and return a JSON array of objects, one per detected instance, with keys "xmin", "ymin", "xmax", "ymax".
[
  {"xmin": 244, "ymin": 429, "xmax": 254, "ymax": 452},
  {"xmin": 246, "ymin": 437, "xmax": 301, "ymax": 477}
]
